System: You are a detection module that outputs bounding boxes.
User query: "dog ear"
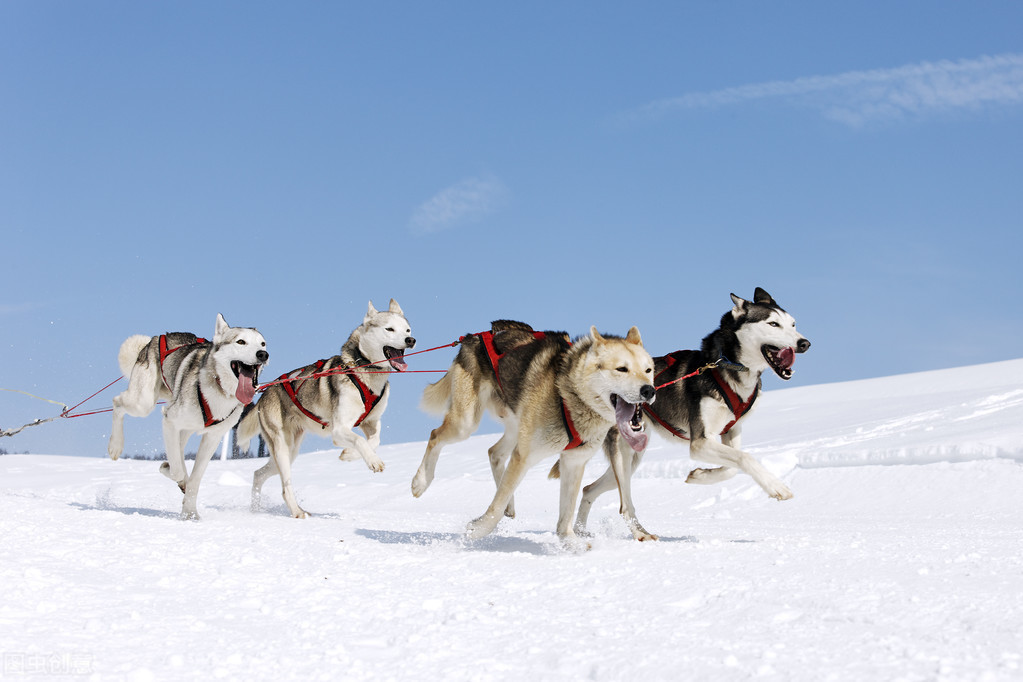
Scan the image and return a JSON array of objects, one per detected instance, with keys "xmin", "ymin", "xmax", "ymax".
[
  {"xmin": 388, "ymin": 298, "xmax": 404, "ymax": 316},
  {"xmin": 365, "ymin": 300, "xmax": 379, "ymax": 321},
  {"xmin": 753, "ymin": 287, "xmax": 777, "ymax": 306},
  {"xmin": 625, "ymin": 326, "xmax": 643, "ymax": 346},
  {"xmin": 214, "ymin": 313, "xmax": 229, "ymax": 342},
  {"xmin": 729, "ymin": 293, "xmax": 747, "ymax": 318},
  {"xmin": 590, "ymin": 326, "xmax": 605, "ymax": 343}
]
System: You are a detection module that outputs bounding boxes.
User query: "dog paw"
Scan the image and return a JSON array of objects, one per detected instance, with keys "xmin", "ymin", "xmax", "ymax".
[
  {"xmin": 465, "ymin": 515, "xmax": 496, "ymax": 540},
  {"xmin": 685, "ymin": 467, "xmax": 717, "ymax": 484},
  {"xmin": 292, "ymin": 510, "xmax": 310, "ymax": 519},
  {"xmin": 560, "ymin": 534, "xmax": 593, "ymax": 552},
  {"xmin": 769, "ymin": 484, "xmax": 794, "ymax": 501},
  {"xmin": 411, "ymin": 471, "xmax": 430, "ymax": 498},
  {"xmin": 366, "ymin": 458, "xmax": 385, "ymax": 473}
]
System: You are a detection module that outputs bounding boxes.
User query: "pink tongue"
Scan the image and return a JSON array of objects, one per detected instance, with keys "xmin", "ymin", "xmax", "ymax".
[
  {"xmin": 389, "ymin": 355, "xmax": 408, "ymax": 372},
  {"xmin": 776, "ymin": 347, "xmax": 795, "ymax": 369},
  {"xmin": 236, "ymin": 369, "xmax": 256, "ymax": 404},
  {"xmin": 615, "ymin": 398, "xmax": 648, "ymax": 452}
]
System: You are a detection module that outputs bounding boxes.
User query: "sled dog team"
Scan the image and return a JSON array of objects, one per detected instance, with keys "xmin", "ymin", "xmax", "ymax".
[{"xmin": 108, "ymin": 289, "xmax": 810, "ymax": 542}]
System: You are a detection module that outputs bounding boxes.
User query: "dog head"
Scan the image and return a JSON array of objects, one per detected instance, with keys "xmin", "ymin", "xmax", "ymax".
[
  {"xmin": 581, "ymin": 326, "xmax": 656, "ymax": 452},
  {"xmin": 727, "ymin": 288, "xmax": 810, "ymax": 380},
  {"xmin": 357, "ymin": 299, "xmax": 416, "ymax": 372},
  {"xmin": 211, "ymin": 313, "xmax": 269, "ymax": 405}
]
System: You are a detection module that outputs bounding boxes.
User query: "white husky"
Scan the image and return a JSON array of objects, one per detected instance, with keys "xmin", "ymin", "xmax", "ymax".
[
  {"xmin": 237, "ymin": 299, "xmax": 415, "ymax": 518},
  {"xmin": 108, "ymin": 314, "xmax": 269, "ymax": 519}
]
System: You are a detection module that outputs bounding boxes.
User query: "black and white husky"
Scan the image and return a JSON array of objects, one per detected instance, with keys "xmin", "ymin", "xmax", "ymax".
[
  {"xmin": 107, "ymin": 314, "xmax": 269, "ymax": 519},
  {"xmin": 575, "ymin": 288, "xmax": 811, "ymax": 540}
]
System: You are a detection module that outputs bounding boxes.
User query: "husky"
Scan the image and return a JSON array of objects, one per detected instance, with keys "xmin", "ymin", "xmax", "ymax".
[
  {"xmin": 107, "ymin": 314, "xmax": 269, "ymax": 519},
  {"xmin": 571, "ymin": 288, "xmax": 811, "ymax": 541},
  {"xmin": 237, "ymin": 299, "xmax": 415, "ymax": 518},
  {"xmin": 412, "ymin": 321, "xmax": 656, "ymax": 544}
]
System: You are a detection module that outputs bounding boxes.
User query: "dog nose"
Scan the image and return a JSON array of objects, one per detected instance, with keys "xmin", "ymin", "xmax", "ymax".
[
  {"xmin": 797, "ymin": 338, "xmax": 811, "ymax": 353},
  {"xmin": 640, "ymin": 384, "xmax": 656, "ymax": 402},
  {"xmin": 256, "ymin": 350, "xmax": 269, "ymax": 363},
  {"xmin": 406, "ymin": 337, "xmax": 416, "ymax": 348}
]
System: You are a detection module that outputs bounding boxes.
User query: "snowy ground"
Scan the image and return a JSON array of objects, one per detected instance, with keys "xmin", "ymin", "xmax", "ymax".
[{"xmin": 1, "ymin": 360, "xmax": 1022, "ymax": 681}]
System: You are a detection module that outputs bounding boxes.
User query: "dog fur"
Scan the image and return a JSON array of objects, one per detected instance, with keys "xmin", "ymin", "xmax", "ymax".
[
  {"xmin": 237, "ymin": 299, "xmax": 415, "ymax": 518},
  {"xmin": 107, "ymin": 314, "xmax": 269, "ymax": 519},
  {"xmin": 412, "ymin": 321, "xmax": 656, "ymax": 544},
  {"xmin": 573, "ymin": 287, "xmax": 811, "ymax": 540}
]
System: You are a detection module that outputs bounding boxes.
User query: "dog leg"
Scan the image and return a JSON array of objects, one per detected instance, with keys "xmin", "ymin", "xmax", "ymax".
[
  {"xmin": 251, "ymin": 457, "xmax": 279, "ymax": 512},
  {"xmin": 180, "ymin": 432, "xmax": 220, "ymax": 520},
  {"xmin": 611, "ymin": 444, "xmax": 657, "ymax": 541},
  {"xmin": 159, "ymin": 424, "xmax": 188, "ymax": 491},
  {"xmin": 466, "ymin": 445, "xmax": 532, "ymax": 540},
  {"xmin": 332, "ymin": 427, "xmax": 384, "ymax": 473},
  {"xmin": 686, "ymin": 466, "xmax": 739, "ymax": 485},
  {"xmin": 412, "ymin": 394, "xmax": 483, "ymax": 498},
  {"xmin": 555, "ymin": 451, "xmax": 592, "ymax": 547},
  {"xmin": 107, "ymin": 371, "xmax": 160, "ymax": 460},
  {"xmin": 487, "ymin": 432, "xmax": 517, "ymax": 518},
  {"xmin": 270, "ymin": 431, "xmax": 309, "ymax": 519},
  {"xmin": 688, "ymin": 437, "xmax": 792, "ymax": 500}
]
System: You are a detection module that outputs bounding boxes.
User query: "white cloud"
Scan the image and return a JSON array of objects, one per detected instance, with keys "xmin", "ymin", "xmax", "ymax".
[
  {"xmin": 409, "ymin": 175, "xmax": 508, "ymax": 233},
  {"xmin": 628, "ymin": 53, "xmax": 1023, "ymax": 127}
]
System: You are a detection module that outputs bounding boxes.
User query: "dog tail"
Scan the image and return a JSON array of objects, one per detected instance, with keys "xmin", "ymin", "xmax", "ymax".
[
  {"xmin": 118, "ymin": 335, "xmax": 152, "ymax": 378},
  {"xmin": 547, "ymin": 461, "xmax": 561, "ymax": 480},
  {"xmin": 420, "ymin": 372, "xmax": 453, "ymax": 416},
  {"xmin": 235, "ymin": 403, "xmax": 261, "ymax": 450}
]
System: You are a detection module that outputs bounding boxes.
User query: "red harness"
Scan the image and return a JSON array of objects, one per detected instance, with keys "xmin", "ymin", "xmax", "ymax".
[
  {"xmin": 473, "ymin": 330, "xmax": 548, "ymax": 391},
  {"xmin": 560, "ymin": 399, "xmax": 585, "ymax": 450},
  {"xmin": 278, "ymin": 360, "xmax": 382, "ymax": 430},
  {"xmin": 643, "ymin": 357, "xmax": 758, "ymax": 440},
  {"xmin": 158, "ymin": 334, "xmax": 208, "ymax": 391},
  {"xmin": 197, "ymin": 383, "xmax": 233, "ymax": 428},
  {"xmin": 473, "ymin": 330, "xmax": 584, "ymax": 450}
]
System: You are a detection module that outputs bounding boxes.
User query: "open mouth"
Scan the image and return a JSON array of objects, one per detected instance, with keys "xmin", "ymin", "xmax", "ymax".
[
  {"xmin": 762, "ymin": 345, "xmax": 796, "ymax": 380},
  {"xmin": 231, "ymin": 361, "xmax": 260, "ymax": 404},
  {"xmin": 611, "ymin": 394, "xmax": 648, "ymax": 452},
  {"xmin": 384, "ymin": 346, "xmax": 408, "ymax": 372}
]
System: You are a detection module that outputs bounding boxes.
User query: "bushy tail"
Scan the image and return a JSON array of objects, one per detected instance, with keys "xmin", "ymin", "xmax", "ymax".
[
  {"xmin": 235, "ymin": 403, "xmax": 261, "ymax": 450},
  {"xmin": 117, "ymin": 335, "xmax": 152, "ymax": 378},
  {"xmin": 419, "ymin": 372, "xmax": 453, "ymax": 416},
  {"xmin": 548, "ymin": 461, "xmax": 561, "ymax": 480}
]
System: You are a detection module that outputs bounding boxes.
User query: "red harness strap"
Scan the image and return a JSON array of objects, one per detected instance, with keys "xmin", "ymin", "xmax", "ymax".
[
  {"xmin": 709, "ymin": 368, "xmax": 759, "ymax": 435},
  {"xmin": 196, "ymin": 384, "xmax": 231, "ymax": 428},
  {"xmin": 279, "ymin": 360, "xmax": 382, "ymax": 430},
  {"xmin": 643, "ymin": 362, "xmax": 759, "ymax": 441},
  {"xmin": 158, "ymin": 334, "xmax": 208, "ymax": 391},
  {"xmin": 476, "ymin": 330, "xmax": 548, "ymax": 391},
  {"xmin": 560, "ymin": 399, "xmax": 585, "ymax": 450},
  {"xmin": 280, "ymin": 360, "xmax": 329, "ymax": 429},
  {"xmin": 346, "ymin": 372, "xmax": 382, "ymax": 428}
]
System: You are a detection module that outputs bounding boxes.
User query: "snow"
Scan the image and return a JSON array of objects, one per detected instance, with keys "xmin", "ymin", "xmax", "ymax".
[{"xmin": 1, "ymin": 360, "xmax": 1022, "ymax": 681}]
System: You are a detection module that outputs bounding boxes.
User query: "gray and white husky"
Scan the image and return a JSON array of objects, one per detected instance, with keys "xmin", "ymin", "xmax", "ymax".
[
  {"xmin": 573, "ymin": 288, "xmax": 811, "ymax": 540},
  {"xmin": 107, "ymin": 314, "xmax": 269, "ymax": 519},
  {"xmin": 412, "ymin": 321, "xmax": 656, "ymax": 544},
  {"xmin": 237, "ymin": 299, "xmax": 415, "ymax": 518}
]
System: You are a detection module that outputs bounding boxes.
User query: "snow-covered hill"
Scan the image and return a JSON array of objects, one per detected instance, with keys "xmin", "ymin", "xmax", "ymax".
[{"xmin": 1, "ymin": 360, "xmax": 1021, "ymax": 681}]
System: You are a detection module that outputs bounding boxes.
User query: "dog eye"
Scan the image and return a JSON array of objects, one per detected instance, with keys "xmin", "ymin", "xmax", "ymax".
[
  {"xmin": 768, "ymin": 321, "xmax": 781, "ymax": 328},
  {"xmin": 386, "ymin": 328, "xmax": 395, "ymax": 332},
  {"xmin": 646, "ymin": 368, "xmax": 652, "ymax": 373},
  {"xmin": 616, "ymin": 367, "xmax": 628, "ymax": 373},
  {"xmin": 236, "ymin": 339, "xmax": 247, "ymax": 345}
]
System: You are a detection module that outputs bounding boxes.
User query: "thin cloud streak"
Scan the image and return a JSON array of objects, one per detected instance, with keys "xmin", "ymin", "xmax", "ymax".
[
  {"xmin": 409, "ymin": 175, "xmax": 508, "ymax": 233},
  {"xmin": 629, "ymin": 53, "xmax": 1023, "ymax": 126}
]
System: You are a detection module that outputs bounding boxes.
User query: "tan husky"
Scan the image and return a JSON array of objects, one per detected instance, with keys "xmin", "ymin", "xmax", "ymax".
[{"xmin": 412, "ymin": 321, "xmax": 655, "ymax": 544}]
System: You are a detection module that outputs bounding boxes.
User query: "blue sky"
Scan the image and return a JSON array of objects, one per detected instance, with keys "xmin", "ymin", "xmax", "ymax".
[{"xmin": 3, "ymin": 2, "xmax": 1022, "ymax": 456}]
